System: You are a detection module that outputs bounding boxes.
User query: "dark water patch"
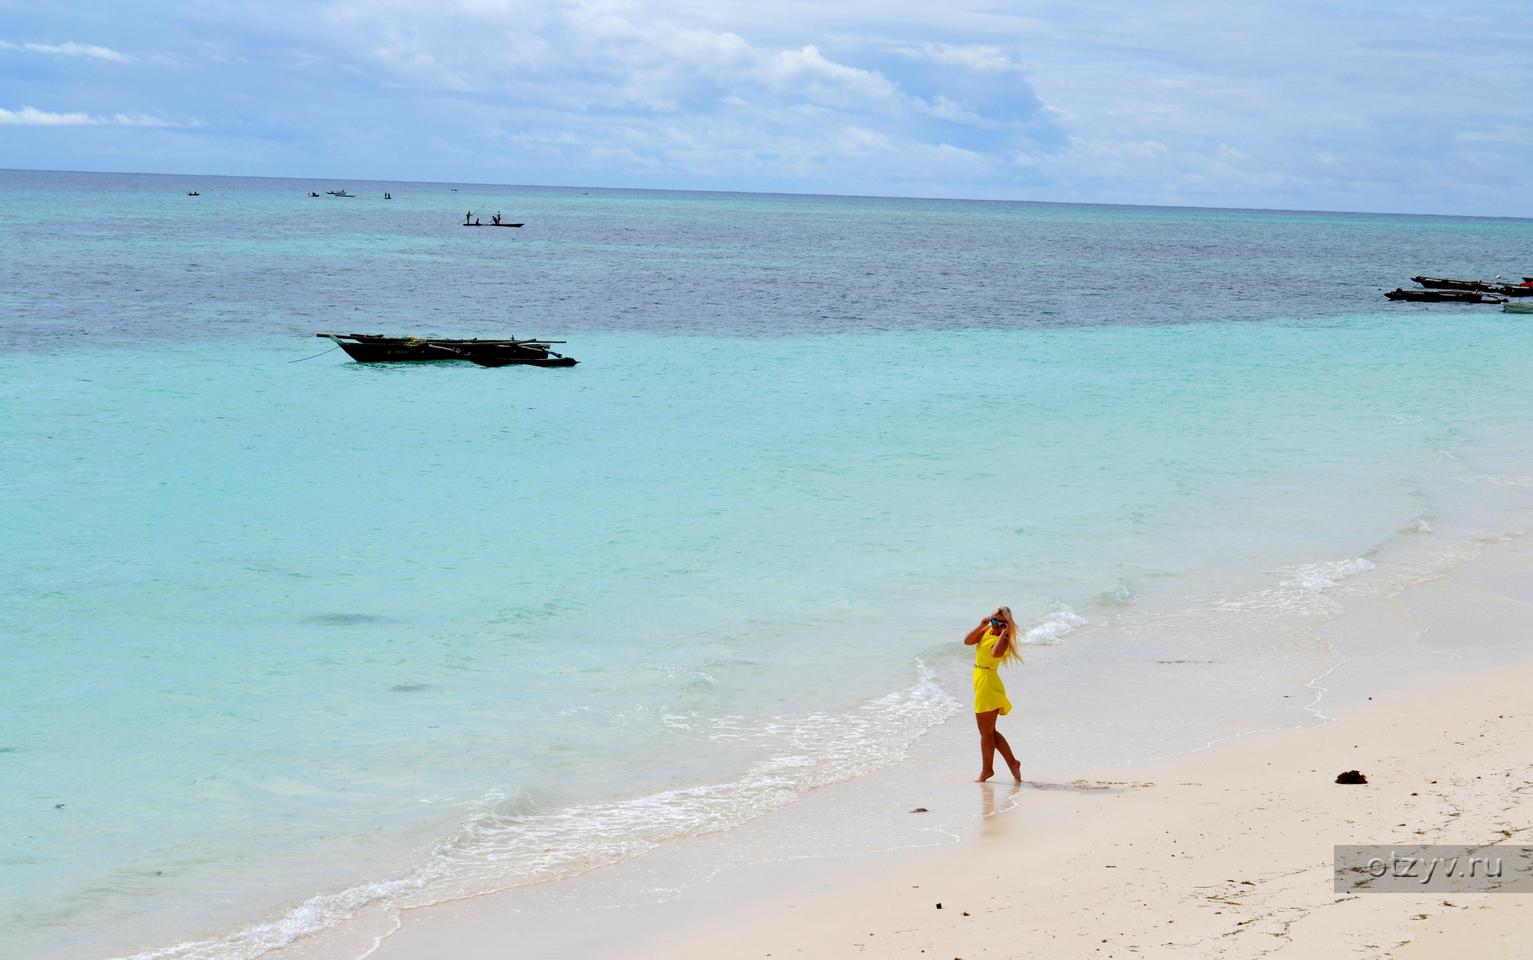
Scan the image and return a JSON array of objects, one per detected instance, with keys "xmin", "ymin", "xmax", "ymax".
[
  {"xmin": 0, "ymin": 747, "xmax": 16, "ymax": 754},
  {"xmin": 304, "ymin": 613, "xmax": 391, "ymax": 626},
  {"xmin": 388, "ymin": 683, "xmax": 430, "ymax": 693},
  {"xmin": 6, "ymin": 168, "xmax": 1532, "ymax": 353}
]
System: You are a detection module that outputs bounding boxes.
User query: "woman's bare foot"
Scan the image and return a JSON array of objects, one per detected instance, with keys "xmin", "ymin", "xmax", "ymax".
[
  {"xmin": 1007, "ymin": 757, "xmax": 1022, "ymax": 783},
  {"xmin": 976, "ymin": 768, "xmax": 995, "ymax": 783}
]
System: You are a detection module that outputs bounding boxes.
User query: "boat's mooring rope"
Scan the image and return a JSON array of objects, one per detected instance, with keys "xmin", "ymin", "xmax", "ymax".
[{"xmin": 288, "ymin": 344, "xmax": 341, "ymax": 363}]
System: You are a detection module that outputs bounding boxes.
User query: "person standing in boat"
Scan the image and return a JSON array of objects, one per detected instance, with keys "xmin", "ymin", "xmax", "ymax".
[
  {"xmin": 465, "ymin": 210, "xmax": 472, "ymax": 225},
  {"xmin": 492, "ymin": 212, "xmax": 501, "ymax": 225},
  {"xmin": 963, "ymin": 607, "xmax": 1023, "ymax": 783}
]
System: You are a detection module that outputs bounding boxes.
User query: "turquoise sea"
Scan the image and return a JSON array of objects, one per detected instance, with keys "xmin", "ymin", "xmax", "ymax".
[{"xmin": 4, "ymin": 169, "xmax": 1533, "ymax": 959}]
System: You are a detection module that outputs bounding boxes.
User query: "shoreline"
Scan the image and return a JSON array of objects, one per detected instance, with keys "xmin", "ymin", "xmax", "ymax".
[
  {"xmin": 345, "ymin": 529, "xmax": 1533, "ymax": 960},
  {"xmin": 620, "ymin": 661, "xmax": 1533, "ymax": 960},
  {"xmin": 87, "ymin": 501, "xmax": 1533, "ymax": 960}
]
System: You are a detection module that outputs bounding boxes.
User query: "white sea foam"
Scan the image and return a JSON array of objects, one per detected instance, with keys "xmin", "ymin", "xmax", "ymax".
[
  {"xmin": 1020, "ymin": 605, "xmax": 1086, "ymax": 645},
  {"xmin": 1287, "ymin": 556, "xmax": 1376, "ymax": 592},
  {"xmin": 111, "ymin": 665, "xmax": 958, "ymax": 960},
  {"xmin": 1214, "ymin": 555, "xmax": 1377, "ymax": 613}
]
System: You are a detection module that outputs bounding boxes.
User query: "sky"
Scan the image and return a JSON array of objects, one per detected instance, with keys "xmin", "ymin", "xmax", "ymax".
[{"xmin": 1, "ymin": 0, "xmax": 1530, "ymax": 215}]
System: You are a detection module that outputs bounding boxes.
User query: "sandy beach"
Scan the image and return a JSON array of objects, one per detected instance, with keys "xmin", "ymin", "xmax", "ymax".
[
  {"xmin": 618, "ymin": 536, "xmax": 1533, "ymax": 960},
  {"xmin": 349, "ymin": 532, "xmax": 1533, "ymax": 960}
]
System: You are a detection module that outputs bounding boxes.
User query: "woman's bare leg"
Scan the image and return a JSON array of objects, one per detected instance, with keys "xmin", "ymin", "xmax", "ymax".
[
  {"xmin": 993, "ymin": 729, "xmax": 1021, "ymax": 782},
  {"xmin": 975, "ymin": 710, "xmax": 1000, "ymax": 782}
]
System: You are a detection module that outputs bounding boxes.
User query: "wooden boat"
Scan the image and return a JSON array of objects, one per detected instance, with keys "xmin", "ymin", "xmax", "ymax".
[
  {"xmin": 1411, "ymin": 276, "xmax": 1497, "ymax": 292},
  {"xmin": 316, "ymin": 332, "xmax": 575, "ymax": 365},
  {"xmin": 463, "ymin": 222, "xmax": 524, "ymax": 228},
  {"xmin": 1386, "ymin": 288, "xmax": 1506, "ymax": 304},
  {"xmin": 1412, "ymin": 275, "xmax": 1533, "ymax": 296},
  {"xmin": 1504, "ymin": 302, "xmax": 1533, "ymax": 314}
]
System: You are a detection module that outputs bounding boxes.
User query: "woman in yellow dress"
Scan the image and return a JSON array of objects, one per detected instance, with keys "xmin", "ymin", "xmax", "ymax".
[{"xmin": 963, "ymin": 606, "xmax": 1022, "ymax": 783}]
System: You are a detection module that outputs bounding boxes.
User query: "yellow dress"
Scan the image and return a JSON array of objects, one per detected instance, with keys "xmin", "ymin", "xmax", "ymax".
[{"xmin": 973, "ymin": 627, "xmax": 1013, "ymax": 715}]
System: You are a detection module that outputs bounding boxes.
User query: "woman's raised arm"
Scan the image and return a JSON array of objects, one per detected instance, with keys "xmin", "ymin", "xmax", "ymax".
[{"xmin": 963, "ymin": 620, "xmax": 988, "ymax": 646}]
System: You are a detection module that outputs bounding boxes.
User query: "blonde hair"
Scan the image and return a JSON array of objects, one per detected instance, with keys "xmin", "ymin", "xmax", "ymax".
[{"xmin": 992, "ymin": 606, "xmax": 1023, "ymax": 666}]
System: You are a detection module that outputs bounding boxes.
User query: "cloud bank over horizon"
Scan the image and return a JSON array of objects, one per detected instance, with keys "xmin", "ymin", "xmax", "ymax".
[{"xmin": 1, "ymin": 1, "xmax": 1530, "ymax": 215}]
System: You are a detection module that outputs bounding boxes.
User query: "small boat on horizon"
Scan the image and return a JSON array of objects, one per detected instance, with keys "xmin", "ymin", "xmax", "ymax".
[
  {"xmin": 316, "ymin": 332, "xmax": 577, "ymax": 366},
  {"xmin": 1504, "ymin": 302, "xmax": 1533, "ymax": 314}
]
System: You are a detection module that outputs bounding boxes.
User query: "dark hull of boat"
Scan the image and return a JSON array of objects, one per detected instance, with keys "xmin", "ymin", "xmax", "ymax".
[
  {"xmin": 1387, "ymin": 288, "xmax": 1506, "ymax": 304},
  {"xmin": 463, "ymin": 354, "xmax": 578, "ymax": 367},
  {"xmin": 463, "ymin": 222, "xmax": 524, "ymax": 228},
  {"xmin": 332, "ymin": 341, "xmax": 549, "ymax": 363},
  {"xmin": 318, "ymin": 333, "xmax": 573, "ymax": 365}
]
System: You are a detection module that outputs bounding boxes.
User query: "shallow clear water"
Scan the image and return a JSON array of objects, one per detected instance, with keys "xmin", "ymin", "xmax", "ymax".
[{"xmin": 3, "ymin": 170, "xmax": 1533, "ymax": 959}]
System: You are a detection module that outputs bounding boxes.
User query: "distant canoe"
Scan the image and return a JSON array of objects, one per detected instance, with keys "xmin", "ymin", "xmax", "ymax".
[
  {"xmin": 1387, "ymin": 288, "xmax": 1506, "ymax": 304},
  {"xmin": 463, "ymin": 222, "xmax": 524, "ymax": 228}
]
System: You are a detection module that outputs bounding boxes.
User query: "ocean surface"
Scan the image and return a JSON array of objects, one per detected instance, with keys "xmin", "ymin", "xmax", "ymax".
[{"xmin": 4, "ymin": 169, "xmax": 1533, "ymax": 959}]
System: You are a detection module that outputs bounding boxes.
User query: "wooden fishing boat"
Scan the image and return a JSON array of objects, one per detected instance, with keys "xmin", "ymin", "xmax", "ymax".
[
  {"xmin": 1411, "ymin": 276, "xmax": 1496, "ymax": 292},
  {"xmin": 1386, "ymin": 288, "xmax": 1506, "ymax": 304},
  {"xmin": 462, "ymin": 222, "xmax": 524, "ymax": 228},
  {"xmin": 1412, "ymin": 275, "xmax": 1533, "ymax": 296},
  {"xmin": 316, "ymin": 332, "xmax": 575, "ymax": 365},
  {"xmin": 1504, "ymin": 302, "xmax": 1533, "ymax": 314}
]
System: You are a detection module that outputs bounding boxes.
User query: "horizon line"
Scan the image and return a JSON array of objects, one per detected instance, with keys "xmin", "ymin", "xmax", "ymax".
[{"xmin": 4, "ymin": 165, "xmax": 1530, "ymax": 224}]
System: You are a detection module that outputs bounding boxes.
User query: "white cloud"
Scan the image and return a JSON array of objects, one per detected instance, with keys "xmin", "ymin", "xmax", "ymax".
[
  {"xmin": 0, "ymin": 39, "xmax": 128, "ymax": 61},
  {"xmin": 0, "ymin": 106, "xmax": 98, "ymax": 125},
  {"xmin": 760, "ymin": 45, "xmax": 897, "ymax": 106},
  {"xmin": 1070, "ymin": 137, "xmax": 1169, "ymax": 160},
  {"xmin": 917, "ymin": 95, "xmax": 993, "ymax": 128},
  {"xmin": 891, "ymin": 42, "xmax": 1025, "ymax": 74},
  {"xmin": 0, "ymin": 105, "xmax": 191, "ymax": 127}
]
